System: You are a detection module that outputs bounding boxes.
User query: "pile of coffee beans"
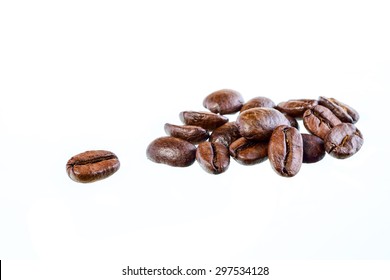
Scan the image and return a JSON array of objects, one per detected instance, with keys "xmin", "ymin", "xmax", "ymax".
[{"xmin": 147, "ymin": 89, "xmax": 364, "ymax": 177}]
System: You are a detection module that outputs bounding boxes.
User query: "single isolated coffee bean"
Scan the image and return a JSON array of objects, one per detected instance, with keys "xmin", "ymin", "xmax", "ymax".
[
  {"xmin": 146, "ymin": 136, "xmax": 196, "ymax": 167},
  {"xmin": 268, "ymin": 125, "xmax": 303, "ymax": 177},
  {"xmin": 66, "ymin": 150, "xmax": 120, "ymax": 183},
  {"xmin": 318, "ymin": 96, "xmax": 360, "ymax": 124},
  {"xmin": 301, "ymin": 133, "xmax": 325, "ymax": 163},
  {"xmin": 236, "ymin": 107, "xmax": 290, "ymax": 141},
  {"xmin": 164, "ymin": 123, "xmax": 209, "ymax": 144},
  {"xmin": 276, "ymin": 99, "xmax": 318, "ymax": 118},
  {"xmin": 179, "ymin": 111, "xmax": 228, "ymax": 131},
  {"xmin": 303, "ymin": 105, "xmax": 342, "ymax": 139},
  {"xmin": 196, "ymin": 142, "xmax": 230, "ymax": 174},
  {"xmin": 324, "ymin": 123, "xmax": 364, "ymax": 159},
  {"xmin": 240, "ymin": 96, "xmax": 275, "ymax": 112},
  {"xmin": 209, "ymin": 122, "xmax": 241, "ymax": 147},
  {"xmin": 203, "ymin": 89, "xmax": 244, "ymax": 115},
  {"xmin": 229, "ymin": 137, "xmax": 268, "ymax": 165}
]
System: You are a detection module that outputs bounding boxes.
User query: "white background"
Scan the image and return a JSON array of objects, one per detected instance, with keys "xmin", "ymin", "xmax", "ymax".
[{"xmin": 1, "ymin": 0, "xmax": 390, "ymax": 278}]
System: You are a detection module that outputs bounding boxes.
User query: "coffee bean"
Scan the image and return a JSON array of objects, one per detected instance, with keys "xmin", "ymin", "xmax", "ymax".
[
  {"xmin": 318, "ymin": 96, "xmax": 360, "ymax": 123},
  {"xmin": 301, "ymin": 133, "xmax": 325, "ymax": 163},
  {"xmin": 164, "ymin": 123, "xmax": 209, "ymax": 144},
  {"xmin": 276, "ymin": 99, "xmax": 318, "ymax": 118},
  {"xmin": 229, "ymin": 137, "xmax": 268, "ymax": 165},
  {"xmin": 179, "ymin": 111, "xmax": 228, "ymax": 131},
  {"xmin": 240, "ymin": 96, "xmax": 275, "ymax": 112},
  {"xmin": 209, "ymin": 122, "xmax": 241, "ymax": 147},
  {"xmin": 303, "ymin": 105, "xmax": 342, "ymax": 139},
  {"xmin": 236, "ymin": 107, "xmax": 290, "ymax": 141},
  {"xmin": 66, "ymin": 150, "xmax": 120, "ymax": 183},
  {"xmin": 268, "ymin": 125, "xmax": 303, "ymax": 177},
  {"xmin": 196, "ymin": 142, "xmax": 230, "ymax": 174},
  {"xmin": 324, "ymin": 123, "xmax": 363, "ymax": 159},
  {"xmin": 203, "ymin": 89, "xmax": 244, "ymax": 115},
  {"xmin": 283, "ymin": 113, "xmax": 299, "ymax": 130},
  {"xmin": 146, "ymin": 136, "xmax": 196, "ymax": 167}
]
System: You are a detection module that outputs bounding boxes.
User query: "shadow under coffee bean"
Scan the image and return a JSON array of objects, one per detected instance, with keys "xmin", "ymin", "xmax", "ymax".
[{"xmin": 146, "ymin": 89, "xmax": 364, "ymax": 178}]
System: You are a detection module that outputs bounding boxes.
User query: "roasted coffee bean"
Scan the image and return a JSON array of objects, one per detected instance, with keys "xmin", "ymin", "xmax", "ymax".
[
  {"xmin": 276, "ymin": 99, "xmax": 318, "ymax": 118},
  {"xmin": 179, "ymin": 111, "xmax": 228, "ymax": 131},
  {"xmin": 318, "ymin": 96, "xmax": 360, "ymax": 124},
  {"xmin": 240, "ymin": 96, "xmax": 275, "ymax": 112},
  {"xmin": 146, "ymin": 136, "xmax": 196, "ymax": 167},
  {"xmin": 268, "ymin": 125, "xmax": 303, "ymax": 177},
  {"xmin": 203, "ymin": 89, "xmax": 244, "ymax": 115},
  {"xmin": 303, "ymin": 105, "xmax": 342, "ymax": 139},
  {"xmin": 66, "ymin": 150, "xmax": 120, "ymax": 183},
  {"xmin": 283, "ymin": 113, "xmax": 299, "ymax": 130},
  {"xmin": 209, "ymin": 122, "xmax": 241, "ymax": 147},
  {"xmin": 301, "ymin": 133, "xmax": 325, "ymax": 163},
  {"xmin": 324, "ymin": 123, "xmax": 363, "ymax": 159},
  {"xmin": 164, "ymin": 123, "xmax": 209, "ymax": 144},
  {"xmin": 229, "ymin": 137, "xmax": 268, "ymax": 165},
  {"xmin": 236, "ymin": 107, "xmax": 290, "ymax": 141},
  {"xmin": 196, "ymin": 142, "xmax": 230, "ymax": 174}
]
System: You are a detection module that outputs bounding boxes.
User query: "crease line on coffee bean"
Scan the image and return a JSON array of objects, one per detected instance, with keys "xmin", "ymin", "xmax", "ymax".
[{"xmin": 282, "ymin": 128, "xmax": 290, "ymax": 176}]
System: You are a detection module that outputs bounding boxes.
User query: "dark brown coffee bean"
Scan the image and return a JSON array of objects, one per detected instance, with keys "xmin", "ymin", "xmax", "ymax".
[
  {"xmin": 236, "ymin": 107, "xmax": 290, "ymax": 141},
  {"xmin": 303, "ymin": 105, "xmax": 342, "ymax": 139},
  {"xmin": 240, "ymin": 96, "xmax": 275, "ymax": 112},
  {"xmin": 203, "ymin": 89, "xmax": 244, "ymax": 115},
  {"xmin": 324, "ymin": 123, "xmax": 363, "ymax": 159},
  {"xmin": 318, "ymin": 96, "xmax": 360, "ymax": 123},
  {"xmin": 209, "ymin": 122, "xmax": 241, "ymax": 147},
  {"xmin": 268, "ymin": 125, "xmax": 303, "ymax": 177},
  {"xmin": 179, "ymin": 111, "xmax": 228, "ymax": 131},
  {"xmin": 66, "ymin": 150, "xmax": 120, "ymax": 183},
  {"xmin": 301, "ymin": 133, "xmax": 325, "ymax": 163},
  {"xmin": 146, "ymin": 136, "xmax": 196, "ymax": 167},
  {"xmin": 196, "ymin": 142, "xmax": 230, "ymax": 174},
  {"xmin": 229, "ymin": 137, "xmax": 268, "ymax": 165},
  {"xmin": 276, "ymin": 99, "xmax": 318, "ymax": 118},
  {"xmin": 164, "ymin": 123, "xmax": 209, "ymax": 144},
  {"xmin": 283, "ymin": 113, "xmax": 299, "ymax": 130}
]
